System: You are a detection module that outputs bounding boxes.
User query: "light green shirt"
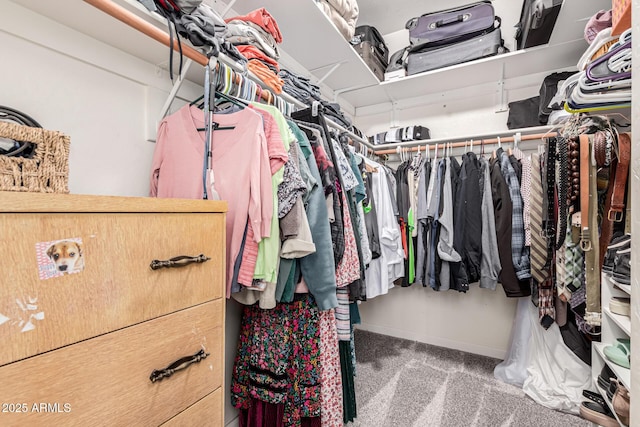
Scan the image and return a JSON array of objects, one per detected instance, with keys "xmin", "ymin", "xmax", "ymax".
[{"xmin": 250, "ymin": 103, "xmax": 295, "ymax": 283}]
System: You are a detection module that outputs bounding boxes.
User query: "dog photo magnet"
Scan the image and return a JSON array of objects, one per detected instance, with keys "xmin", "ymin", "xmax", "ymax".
[{"xmin": 36, "ymin": 238, "xmax": 85, "ymax": 280}]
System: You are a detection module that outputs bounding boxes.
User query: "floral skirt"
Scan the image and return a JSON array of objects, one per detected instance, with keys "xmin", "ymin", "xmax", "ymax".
[{"xmin": 232, "ymin": 294, "xmax": 321, "ymax": 427}]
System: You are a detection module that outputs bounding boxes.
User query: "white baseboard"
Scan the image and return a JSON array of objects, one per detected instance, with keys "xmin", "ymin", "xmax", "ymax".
[{"xmin": 356, "ymin": 323, "xmax": 508, "ymax": 360}]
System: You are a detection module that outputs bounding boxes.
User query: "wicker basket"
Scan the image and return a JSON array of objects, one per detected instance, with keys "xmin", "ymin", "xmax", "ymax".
[{"xmin": 0, "ymin": 121, "xmax": 70, "ymax": 193}]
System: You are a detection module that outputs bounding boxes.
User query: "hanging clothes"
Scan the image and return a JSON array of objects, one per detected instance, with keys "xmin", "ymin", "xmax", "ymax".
[
  {"xmin": 231, "ymin": 294, "xmax": 321, "ymax": 427},
  {"xmin": 447, "ymin": 156, "xmax": 468, "ymax": 292},
  {"xmin": 363, "ymin": 157, "xmax": 404, "ymax": 299},
  {"xmin": 362, "ymin": 163, "xmax": 382, "ymax": 261},
  {"xmin": 414, "ymin": 158, "xmax": 431, "ymax": 286},
  {"xmin": 233, "ymin": 105, "xmax": 288, "ymax": 297},
  {"xmin": 490, "ymin": 150, "xmax": 531, "ymax": 297},
  {"xmin": 426, "ymin": 159, "xmax": 445, "ymax": 290},
  {"xmin": 348, "ymin": 149, "xmax": 372, "ymax": 267},
  {"xmin": 436, "ymin": 157, "xmax": 461, "ymax": 291},
  {"xmin": 394, "ymin": 162, "xmax": 411, "ymax": 286},
  {"xmin": 319, "ymin": 309, "xmax": 343, "ymax": 427},
  {"xmin": 150, "ymin": 104, "xmax": 272, "ymax": 298},
  {"xmin": 479, "ymin": 157, "xmax": 501, "ymax": 290},
  {"xmin": 287, "ymin": 122, "xmax": 339, "ymax": 310},
  {"xmin": 498, "ymin": 148, "xmax": 531, "ymax": 281},
  {"xmin": 454, "ymin": 152, "xmax": 483, "ymax": 286},
  {"xmin": 296, "ymin": 122, "xmax": 345, "ymax": 268}
]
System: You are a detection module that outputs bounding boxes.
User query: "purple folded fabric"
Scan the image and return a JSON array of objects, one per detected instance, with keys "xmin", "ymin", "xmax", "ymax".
[{"xmin": 584, "ymin": 9, "xmax": 612, "ymax": 44}]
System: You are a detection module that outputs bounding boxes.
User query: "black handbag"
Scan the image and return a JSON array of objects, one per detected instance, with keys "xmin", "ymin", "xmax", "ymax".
[{"xmin": 0, "ymin": 106, "xmax": 41, "ymax": 158}]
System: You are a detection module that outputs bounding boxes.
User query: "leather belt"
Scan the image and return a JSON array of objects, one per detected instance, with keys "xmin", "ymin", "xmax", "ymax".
[
  {"xmin": 599, "ymin": 157, "xmax": 618, "ymax": 269},
  {"xmin": 579, "ymin": 134, "xmax": 591, "ymax": 251},
  {"xmin": 594, "ymin": 131, "xmax": 606, "ymax": 166},
  {"xmin": 584, "ymin": 133, "xmax": 601, "ymax": 327},
  {"xmin": 609, "ymin": 132, "xmax": 630, "ymax": 221},
  {"xmin": 598, "ymin": 132, "xmax": 630, "ymax": 270}
]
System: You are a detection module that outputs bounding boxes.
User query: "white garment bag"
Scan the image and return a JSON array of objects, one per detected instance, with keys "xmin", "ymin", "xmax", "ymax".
[{"xmin": 495, "ymin": 299, "xmax": 592, "ymax": 415}]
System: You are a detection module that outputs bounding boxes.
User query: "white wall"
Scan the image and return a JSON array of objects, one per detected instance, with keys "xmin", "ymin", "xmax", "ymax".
[
  {"xmin": 353, "ymin": 84, "xmax": 543, "ymax": 359},
  {"xmin": 1, "ymin": 3, "xmax": 239, "ymax": 425}
]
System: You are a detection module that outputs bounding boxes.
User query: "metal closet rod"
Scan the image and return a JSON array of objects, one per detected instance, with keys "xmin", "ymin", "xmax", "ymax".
[
  {"xmin": 373, "ymin": 126, "xmax": 558, "ymax": 155},
  {"xmin": 83, "ymin": 0, "xmax": 372, "ymax": 149},
  {"xmin": 84, "ymin": 0, "xmax": 209, "ymax": 66},
  {"xmin": 85, "ymin": 0, "xmax": 275, "ymax": 104}
]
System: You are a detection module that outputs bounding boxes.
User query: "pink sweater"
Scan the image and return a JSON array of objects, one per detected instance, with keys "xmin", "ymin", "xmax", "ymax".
[
  {"xmin": 150, "ymin": 104, "xmax": 272, "ymax": 296},
  {"xmin": 237, "ymin": 106, "xmax": 287, "ymax": 287}
]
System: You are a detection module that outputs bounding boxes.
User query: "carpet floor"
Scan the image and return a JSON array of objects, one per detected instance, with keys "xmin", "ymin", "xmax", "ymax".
[{"xmin": 348, "ymin": 329, "xmax": 590, "ymax": 427}]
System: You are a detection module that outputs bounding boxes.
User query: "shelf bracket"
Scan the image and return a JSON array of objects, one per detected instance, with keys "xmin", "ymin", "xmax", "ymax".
[
  {"xmin": 316, "ymin": 62, "xmax": 344, "ymax": 84},
  {"xmin": 495, "ymin": 63, "xmax": 507, "ymax": 113},
  {"xmin": 158, "ymin": 58, "xmax": 193, "ymax": 121},
  {"xmin": 333, "ymin": 82, "xmax": 379, "ymax": 101},
  {"xmin": 221, "ymin": 0, "xmax": 238, "ymax": 17},
  {"xmin": 391, "ymin": 101, "xmax": 400, "ymax": 129}
]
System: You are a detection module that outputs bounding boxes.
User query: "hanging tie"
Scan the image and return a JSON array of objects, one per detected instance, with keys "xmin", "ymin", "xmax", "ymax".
[
  {"xmin": 529, "ymin": 152, "xmax": 547, "ymax": 284},
  {"xmin": 538, "ymin": 137, "xmax": 558, "ymax": 328}
]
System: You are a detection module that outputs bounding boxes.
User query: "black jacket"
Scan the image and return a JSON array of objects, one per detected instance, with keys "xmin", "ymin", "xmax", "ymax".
[
  {"xmin": 490, "ymin": 152, "xmax": 531, "ymax": 297},
  {"xmin": 448, "ymin": 157, "xmax": 469, "ymax": 291},
  {"xmin": 454, "ymin": 152, "xmax": 483, "ymax": 286}
]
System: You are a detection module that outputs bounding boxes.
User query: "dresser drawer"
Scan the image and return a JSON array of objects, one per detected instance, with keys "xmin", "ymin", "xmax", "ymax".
[
  {"xmin": 0, "ymin": 299, "xmax": 223, "ymax": 427},
  {"xmin": 161, "ymin": 389, "xmax": 222, "ymax": 427},
  {"xmin": 0, "ymin": 212, "xmax": 225, "ymax": 366}
]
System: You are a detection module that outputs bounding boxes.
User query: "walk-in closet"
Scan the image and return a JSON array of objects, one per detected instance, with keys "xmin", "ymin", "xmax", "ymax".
[{"xmin": 0, "ymin": 0, "xmax": 636, "ymax": 426}]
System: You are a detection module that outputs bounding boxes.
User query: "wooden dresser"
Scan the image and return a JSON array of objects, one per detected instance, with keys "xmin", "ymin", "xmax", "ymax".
[{"xmin": 0, "ymin": 192, "xmax": 227, "ymax": 426}]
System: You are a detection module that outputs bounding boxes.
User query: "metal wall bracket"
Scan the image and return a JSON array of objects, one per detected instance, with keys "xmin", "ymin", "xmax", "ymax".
[
  {"xmin": 158, "ymin": 58, "xmax": 193, "ymax": 121},
  {"xmin": 495, "ymin": 63, "xmax": 508, "ymax": 113},
  {"xmin": 317, "ymin": 62, "xmax": 343, "ymax": 84},
  {"xmin": 390, "ymin": 101, "xmax": 400, "ymax": 128}
]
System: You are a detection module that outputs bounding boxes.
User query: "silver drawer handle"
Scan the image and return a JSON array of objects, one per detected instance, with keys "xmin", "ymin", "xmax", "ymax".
[
  {"xmin": 150, "ymin": 349, "xmax": 210, "ymax": 383},
  {"xmin": 150, "ymin": 254, "xmax": 210, "ymax": 270}
]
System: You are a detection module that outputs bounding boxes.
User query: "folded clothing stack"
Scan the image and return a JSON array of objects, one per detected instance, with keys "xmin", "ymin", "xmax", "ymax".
[
  {"xmin": 315, "ymin": 0, "xmax": 359, "ymax": 40},
  {"xmin": 225, "ymin": 8, "xmax": 285, "ymax": 93},
  {"xmin": 279, "ymin": 69, "xmax": 323, "ymax": 105},
  {"xmin": 369, "ymin": 125, "xmax": 430, "ymax": 145},
  {"xmin": 139, "ymin": 1, "xmax": 247, "ymax": 67},
  {"xmin": 321, "ymin": 101, "xmax": 352, "ymax": 130},
  {"xmin": 603, "ymin": 233, "xmax": 631, "ymax": 286}
]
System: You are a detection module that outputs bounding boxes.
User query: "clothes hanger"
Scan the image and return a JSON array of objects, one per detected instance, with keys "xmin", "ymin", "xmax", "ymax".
[
  {"xmin": 215, "ymin": 90, "xmax": 248, "ymax": 109},
  {"xmin": 564, "ymin": 101, "xmax": 631, "ymax": 114},
  {"xmin": 511, "ymin": 132, "xmax": 521, "ymax": 156},
  {"xmin": 492, "ymin": 136, "xmax": 500, "ymax": 159},
  {"xmin": 608, "ymin": 47, "xmax": 631, "ymax": 73},
  {"xmin": 586, "ymin": 40, "xmax": 632, "ymax": 82},
  {"xmin": 190, "ymin": 94, "xmax": 205, "ymax": 107},
  {"xmin": 570, "ymin": 85, "xmax": 631, "ymax": 104},
  {"xmin": 197, "ymin": 92, "xmax": 239, "ymax": 132},
  {"xmin": 577, "ymin": 73, "xmax": 631, "ymax": 94}
]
